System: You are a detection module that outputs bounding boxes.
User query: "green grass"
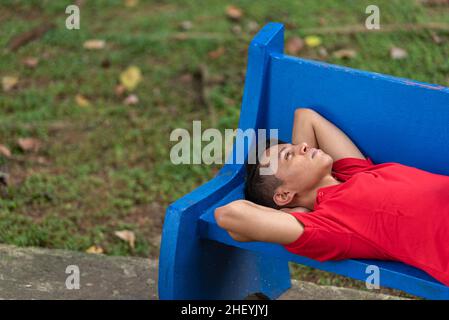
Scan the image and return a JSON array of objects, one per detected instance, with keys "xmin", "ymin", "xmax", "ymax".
[{"xmin": 1, "ymin": 0, "xmax": 448, "ymax": 297}]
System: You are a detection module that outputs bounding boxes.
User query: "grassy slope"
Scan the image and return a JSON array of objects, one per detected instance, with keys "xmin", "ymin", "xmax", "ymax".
[{"xmin": 1, "ymin": 0, "xmax": 449, "ymax": 297}]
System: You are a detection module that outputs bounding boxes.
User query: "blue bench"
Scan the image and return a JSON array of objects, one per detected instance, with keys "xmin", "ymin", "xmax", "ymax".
[{"xmin": 158, "ymin": 22, "xmax": 449, "ymax": 300}]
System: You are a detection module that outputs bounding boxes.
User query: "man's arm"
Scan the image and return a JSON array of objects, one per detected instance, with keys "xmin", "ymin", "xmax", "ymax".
[
  {"xmin": 214, "ymin": 200, "xmax": 304, "ymax": 244},
  {"xmin": 292, "ymin": 108, "xmax": 365, "ymax": 161}
]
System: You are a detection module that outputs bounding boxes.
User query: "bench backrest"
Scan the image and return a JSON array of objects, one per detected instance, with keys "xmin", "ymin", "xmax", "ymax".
[{"xmin": 236, "ymin": 23, "xmax": 449, "ymax": 176}]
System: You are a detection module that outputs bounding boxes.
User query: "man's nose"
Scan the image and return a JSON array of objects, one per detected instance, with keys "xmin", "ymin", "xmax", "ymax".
[{"xmin": 297, "ymin": 142, "xmax": 308, "ymax": 155}]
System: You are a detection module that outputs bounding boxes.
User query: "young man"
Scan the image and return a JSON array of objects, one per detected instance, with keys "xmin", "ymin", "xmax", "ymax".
[{"xmin": 214, "ymin": 108, "xmax": 449, "ymax": 286}]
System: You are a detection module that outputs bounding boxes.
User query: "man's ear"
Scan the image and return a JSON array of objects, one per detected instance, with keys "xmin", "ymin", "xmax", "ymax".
[{"xmin": 273, "ymin": 187, "xmax": 295, "ymax": 207}]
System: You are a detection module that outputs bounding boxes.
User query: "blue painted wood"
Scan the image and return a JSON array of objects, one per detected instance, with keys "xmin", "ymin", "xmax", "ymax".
[
  {"xmin": 266, "ymin": 54, "xmax": 449, "ymax": 176},
  {"xmin": 159, "ymin": 22, "xmax": 449, "ymax": 299},
  {"xmin": 198, "ymin": 183, "xmax": 449, "ymax": 299},
  {"xmin": 158, "ymin": 23, "xmax": 291, "ymax": 300}
]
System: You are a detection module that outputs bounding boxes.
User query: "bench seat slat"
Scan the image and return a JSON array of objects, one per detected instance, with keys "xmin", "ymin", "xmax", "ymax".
[{"xmin": 198, "ymin": 183, "xmax": 449, "ymax": 299}]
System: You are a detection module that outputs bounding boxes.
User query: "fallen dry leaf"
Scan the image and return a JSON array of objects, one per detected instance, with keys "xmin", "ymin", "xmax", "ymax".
[
  {"xmin": 18, "ymin": 138, "xmax": 42, "ymax": 152},
  {"xmin": 208, "ymin": 46, "xmax": 225, "ymax": 59},
  {"xmin": 0, "ymin": 145, "xmax": 11, "ymax": 158},
  {"xmin": 286, "ymin": 36, "xmax": 304, "ymax": 55},
  {"xmin": 430, "ymin": 31, "xmax": 442, "ymax": 44},
  {"xmin": 114, "ymin": 230, "xmax": 136, "ymax": 249},
  {"xmin": 179, "ymin": 73, "xmax": 193, "ymax": 84},
  {"xmin": 390, "ymin": 47, "xmax": 408, "ymax": 60},
  {"xmin": 124, "ymin": 0, "xmax": 139, "ymax": 7},
  {"xmin": 36, "ymin": 156, "xmax": 49, "ymax": 165},
  {"xmin": 22, "ymin": 57, "xmax": 39, "ymax": 68},
  {"xmin": 305, "ymin": 35, "xmax": 322, "ymax": 48},
  {"xmin": 115, "ymin": 84, "xmax": 126, "ymax": 97},
  {"xmin": 2, "ymin": 76, "xmax": 19, "ymax": 92},
  {"xmin": 120, "ymin": 65, "xmax": 142, "ymax": 91},
  {"xmin": 226, "ymin": 5, "xmax": 243, "ymax": 20},
  {"xmin": 75, "ymin": 94, "xmax": 90, "ymax": 107},
  {"xmin": 231, "ymin": 25, "xmax": 242, "ymax": 34},
  {"xmin": 124, "ymin": 94, "xmax": 139, "ymax": 105},
  {"xmin": 333, "ymin": 49, "xmax": 357, "ymax": 59},
  {"xmin": 318, "ymin": 47, "xmax": 329, "ymax": 58},
  {"xmin": 319, "ymin": 17, "xmax": 327, "ymax": 26},
  {"xmin": 83, "ymin": 39, "xmax": 106, "ymax": 50},
  {"xmin": 247, "ymin": 21, "xmax": 259, "ymax": 33},
  {"xmin": 180, "ymin": 20, "xmax": 193, "ymax": 31},
  {"xmin": 86, "ymin": 245, "xmax": 104, "ymax": 254},
  {"xmin": 174, "ymin": 33, "xmax": 188, "ymax": 41}
]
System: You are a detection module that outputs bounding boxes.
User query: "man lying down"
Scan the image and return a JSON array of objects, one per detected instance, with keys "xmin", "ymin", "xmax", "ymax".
[{"xmin": 214, "ymin": 108, "xmax": 449, "ymax": 286}]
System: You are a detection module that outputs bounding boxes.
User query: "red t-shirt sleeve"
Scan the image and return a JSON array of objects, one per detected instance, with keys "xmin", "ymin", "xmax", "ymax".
[
  {"xmin": 332, "ymin": 157, "xmax": 375, "ymax": 182},
  {"xmin": 283, "ymin": 210, "xmax": 352, "ymax": 262}
]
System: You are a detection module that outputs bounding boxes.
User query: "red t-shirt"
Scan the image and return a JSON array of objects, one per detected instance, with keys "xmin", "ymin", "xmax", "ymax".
[{"xmin": 283, "ymin": 157, "xmax": 449, "ymax": 286}]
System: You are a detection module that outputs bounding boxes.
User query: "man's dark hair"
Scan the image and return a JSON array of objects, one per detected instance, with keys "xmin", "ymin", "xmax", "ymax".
[{"xmin": 244, "ymin": 138, "xmax": 287, "ymax": 209}]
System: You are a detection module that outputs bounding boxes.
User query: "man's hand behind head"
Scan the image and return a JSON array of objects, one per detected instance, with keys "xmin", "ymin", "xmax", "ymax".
[{"xmin": 214, "ymin": 199, "xmax": 305, "ymax": 244}]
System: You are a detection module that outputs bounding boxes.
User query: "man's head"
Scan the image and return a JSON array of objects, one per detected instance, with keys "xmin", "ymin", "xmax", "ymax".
[{"xmin": 245, "ymin": 139, "xmax": 334, "ymax": 209}]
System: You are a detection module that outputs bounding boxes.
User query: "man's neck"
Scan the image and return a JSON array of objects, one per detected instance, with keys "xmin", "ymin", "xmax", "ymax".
[{"xmin": 294, "ymin": 175, "xmax": 341, "ymax": 210}]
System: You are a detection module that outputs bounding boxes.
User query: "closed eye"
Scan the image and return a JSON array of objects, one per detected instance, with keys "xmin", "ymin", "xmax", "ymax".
[{"xmin": 285, "ymin": 152, "xmax": 292, "ymax": 160}]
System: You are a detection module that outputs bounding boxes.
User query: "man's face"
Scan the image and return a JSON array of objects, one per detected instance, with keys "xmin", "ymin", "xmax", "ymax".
[{"xmin": 261, "ymin": 142, "xmax": 333, "ymax": 194}]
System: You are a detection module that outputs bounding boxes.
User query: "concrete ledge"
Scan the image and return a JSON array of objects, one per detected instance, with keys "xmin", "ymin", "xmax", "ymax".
[
  {"xmin": 278, "ymin": 279, "xmax": 403, "ymax": 300},
  {"xmin": 0, "ymin": 244, "xmax": 403, "ymax": 299},
  {"xmin": 0, "ymin": 244, "xmax": 157, "ymax": 300}
]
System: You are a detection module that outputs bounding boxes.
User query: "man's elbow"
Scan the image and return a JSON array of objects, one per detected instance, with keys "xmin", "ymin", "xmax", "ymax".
[
  {"xmin": 295, "ymin": 107, "xmax": 316, "ymax": 119},
  {"xmin": 214, "ymin": 200, "xmax": 247, "ymax": 229},
  {"xmin": 214, "ymin": 206, "xmax": 229, "ymax": 229},
  {"xmin": 214, "ymin": 203, "xmax": 235, "ymax": 229},
  {"xmin": 215, "ymin": 200, "xmax": 258, "ymax": 242}
]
